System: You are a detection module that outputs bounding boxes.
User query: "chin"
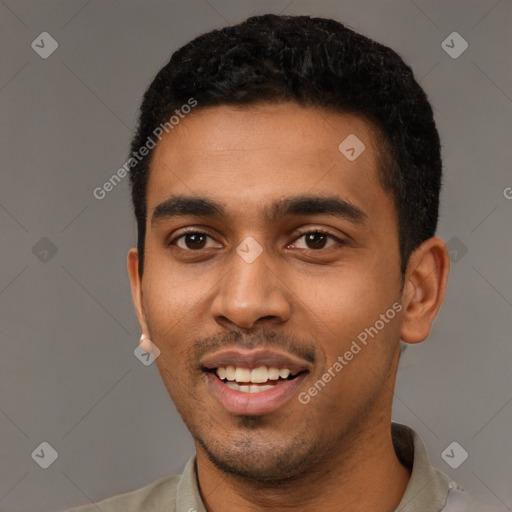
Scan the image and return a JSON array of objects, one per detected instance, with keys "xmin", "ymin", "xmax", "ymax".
[{"xmin": 194, "ymin": 424, "xmax": 325, "ymax": 484}]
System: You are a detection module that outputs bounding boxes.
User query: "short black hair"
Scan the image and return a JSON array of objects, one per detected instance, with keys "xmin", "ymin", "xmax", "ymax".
[{"xmin": 129, "ymin": 13, "xmax": 442, "ymax": 278}]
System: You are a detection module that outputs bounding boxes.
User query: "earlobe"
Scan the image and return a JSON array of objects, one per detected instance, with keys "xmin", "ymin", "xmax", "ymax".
[
  {"xmin": 127, "ymin": 247, "xmax": 150, "ymax": 336},
  {"xmin": 400, "ymin": 237, "xmax": 450, "ymax": 345}
]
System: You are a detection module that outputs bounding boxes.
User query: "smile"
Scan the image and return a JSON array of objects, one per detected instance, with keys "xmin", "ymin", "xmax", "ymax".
[
  {"xmin": 215, "ymin": 365, "xmax": 302, "ymax": 393},
  {"xmin": 200, "ymin": 349, "xmax": 311, "ymax": 415}
]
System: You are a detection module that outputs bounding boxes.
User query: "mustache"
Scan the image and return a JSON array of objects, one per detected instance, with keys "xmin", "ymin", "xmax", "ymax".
[{"xmin": 189, "ymin": 327, "xmax": 318, "ymax": 367}]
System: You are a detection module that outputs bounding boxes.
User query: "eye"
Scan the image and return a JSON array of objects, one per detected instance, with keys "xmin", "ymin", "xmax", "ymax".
[
  {"xmin": 170, "ymin": 231, "xmax": 217, "ymax": 251},
  {"xmin": 290, "ymin": 229, "xmax": 344, "ymax": 251}
]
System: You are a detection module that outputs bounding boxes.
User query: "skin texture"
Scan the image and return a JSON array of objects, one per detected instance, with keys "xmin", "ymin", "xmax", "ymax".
[{"xmin": 127, "ymin": 103, "xmax": 450, "ymax": 512}]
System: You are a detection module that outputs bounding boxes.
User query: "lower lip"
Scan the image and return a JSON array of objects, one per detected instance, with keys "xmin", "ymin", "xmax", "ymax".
[{"xmin": 205, "ymin": 371, "xmax": 308, "ymax": 416}]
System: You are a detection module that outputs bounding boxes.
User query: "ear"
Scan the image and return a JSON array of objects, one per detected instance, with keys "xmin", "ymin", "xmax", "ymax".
[
  {"xmin": 400, "ymin": 237, "xmax": 450, "ymax": 344},
  {"xmin": 127, "ymin": 247, "xmax": 150, "ymax": 338}
]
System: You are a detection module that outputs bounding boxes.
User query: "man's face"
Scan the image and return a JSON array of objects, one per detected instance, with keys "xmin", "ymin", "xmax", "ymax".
[{"xmin": 131, "ymin": 103, "xmax": 405, "ymax": 481}]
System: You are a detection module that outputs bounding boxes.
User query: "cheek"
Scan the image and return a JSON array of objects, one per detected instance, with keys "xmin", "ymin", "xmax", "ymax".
[
  {"xmin": 293, "ymin": 260, "xmax": 391, "ymax": 330},
  {"xmin": 142, "ymin": 275, "xmax": 197, "ymax": 370},
  {"xmin": 142, "ymin": 253, "xmax": 199, "ymax": 323},
  {"xmin": 292, "ymin": 258, "xmax": 401, "ymax": 372},
  {"xmin": 146, "ymin": 280, "xmax": 206, "ymax": 407}
]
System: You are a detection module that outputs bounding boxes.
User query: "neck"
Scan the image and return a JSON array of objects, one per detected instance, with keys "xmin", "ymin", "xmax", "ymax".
[{"xmin": 195, "ymin": 416, "xmax": 411, "ymax": 512}]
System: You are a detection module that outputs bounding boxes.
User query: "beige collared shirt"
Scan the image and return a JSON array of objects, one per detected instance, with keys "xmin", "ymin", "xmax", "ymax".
[{"xmin": 67, "ymin": 422, "xmax": 472, "ymax": 512}]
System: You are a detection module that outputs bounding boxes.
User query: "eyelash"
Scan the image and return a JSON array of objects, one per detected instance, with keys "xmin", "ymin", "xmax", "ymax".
[{"xmin": 167, "ymin": 228, "xmax": 346, "ymax": 252}]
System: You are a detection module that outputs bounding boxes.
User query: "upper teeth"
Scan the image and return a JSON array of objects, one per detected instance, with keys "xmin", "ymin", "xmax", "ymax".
[{"xmin": 216, "ymin": 365, "xmax": 296, "ymax": 383}]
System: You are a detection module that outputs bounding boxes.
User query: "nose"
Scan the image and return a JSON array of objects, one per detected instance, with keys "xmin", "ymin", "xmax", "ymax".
[{"xmin": 210, "ymin": 242, "xmax": 291, "ymax": 330}]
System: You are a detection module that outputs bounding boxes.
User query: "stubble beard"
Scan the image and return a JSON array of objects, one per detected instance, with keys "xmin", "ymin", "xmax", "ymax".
[{"xmin": 190, "ymin": 413, "xmax": 338, "ymax": 485}]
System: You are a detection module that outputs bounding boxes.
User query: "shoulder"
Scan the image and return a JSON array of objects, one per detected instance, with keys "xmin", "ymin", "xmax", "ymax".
[{"xmin": 66, "ymin": 473, "xmax": 180, "ymax": 512}]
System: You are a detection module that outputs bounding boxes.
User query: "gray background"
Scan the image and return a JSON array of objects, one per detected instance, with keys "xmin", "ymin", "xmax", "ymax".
[{"xmin": 0, "ymin": 0, "xmax": 511, "ymax": 511}]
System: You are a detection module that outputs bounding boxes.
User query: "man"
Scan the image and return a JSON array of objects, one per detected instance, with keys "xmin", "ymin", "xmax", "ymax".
[{"xmin": 69, "ymin": 13, "xmax": 472, "ymax": 512}]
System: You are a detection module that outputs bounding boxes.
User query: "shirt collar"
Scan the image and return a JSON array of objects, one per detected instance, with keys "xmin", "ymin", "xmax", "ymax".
[
  {"xmin": 175, "ymin": 456, "xmax": 207, "ymax": 512},
  {"xmin": 392, "ymin": 422, "xmax": 465, "ymax": 512}
]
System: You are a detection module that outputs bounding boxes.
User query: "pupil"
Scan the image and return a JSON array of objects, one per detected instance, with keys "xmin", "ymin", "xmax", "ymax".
[
  {"xmin": 307, "ymin": 233, "xmax": 326, "ymax": 249},
  {"xmin": 187, "ymin": 233, "xmax": 205, "ymax": 249}
]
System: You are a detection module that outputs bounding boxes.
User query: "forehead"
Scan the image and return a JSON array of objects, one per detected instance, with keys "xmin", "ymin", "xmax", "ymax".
[{"xmin": 145, "ymin": 103, "xmax": 394, "ymax": 229}]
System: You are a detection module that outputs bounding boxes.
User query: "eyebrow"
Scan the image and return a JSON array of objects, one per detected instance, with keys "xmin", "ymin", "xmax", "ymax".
[{"xmin": 151, "ymin": 194, "xmax": 367, "ymax": 227}]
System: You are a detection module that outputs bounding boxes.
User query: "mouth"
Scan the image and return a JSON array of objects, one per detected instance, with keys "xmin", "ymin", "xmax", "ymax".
[
  {"xmin": 201, "ymin": 349, "xmax": 310, "ymax": 415},
  {"xmin": 208, "ymin": 364, "xmax": 304, "ymax": 391}
]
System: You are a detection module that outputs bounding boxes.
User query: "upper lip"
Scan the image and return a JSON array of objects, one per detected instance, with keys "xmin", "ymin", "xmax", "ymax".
[{"xmin": 200, "ymin": 348, "xmax": 311, "ymax": 374}]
